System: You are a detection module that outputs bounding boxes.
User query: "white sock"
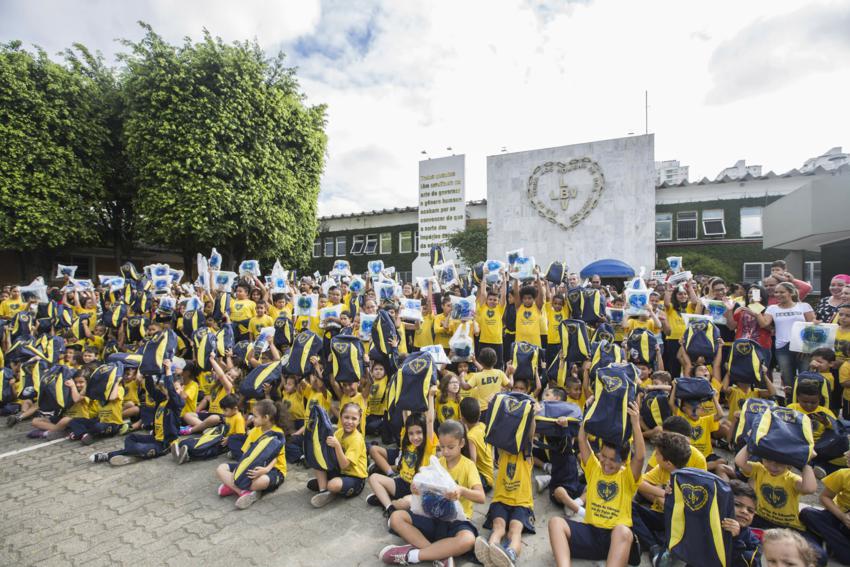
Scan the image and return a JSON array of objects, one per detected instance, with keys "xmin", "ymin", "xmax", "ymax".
[
  {"xmin": 575, "ymin": 497, "xmax": 584, "ymax": 507},
  {"xmin": 407, "ymin": 549, "xmax": 420, "ymax": 563}
]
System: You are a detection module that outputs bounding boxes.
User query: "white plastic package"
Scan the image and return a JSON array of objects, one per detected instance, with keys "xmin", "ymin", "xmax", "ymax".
[
  {"xmin": 450, "ymin": 295, "xmax": 476, "ymax": 320},
  {"xmin": 509, "ymin": 256, "xmax": 535, "ymax": 281},
  {"xmin": 410, "ymin": 456, "xmax": 467, "ymax": 522},
  {"xmin": 239, "ymin": 260, "xmax": 261, "ymax": 278},
  {"xmin": 434, "ymin": 261, "xmax": 458, "ymax": 288},
  {"xmin": 212, "ymin": 271, "xmax": 238, "ymax": 292},
  {"xmin": 358, "ymin": 313, "xmax": 377, "ymax": 341},
  {"xmin": 790, "ymin": 322, "xmax": 838, "ymax": 354},
  {"xmin": 319, "ymin": 304, "xmax": 342, "ymax": 329},
  {"xmin": 449, "ymin": 322, "xmax": 474, "ymax": 362},
  {"xmin": 400, "ymin": 298, "xmax": 423, "ymax": 322},
  {"xmin": 294, "ymin": 294, "xmax": 319, "ymax": 318},
  {"xmin": 56, "ymin": 264, "xmax": 77, "ymax": 280},
  {"xmin": 209, "ymin": 248, "xmax": 222, "ymax": 270}
]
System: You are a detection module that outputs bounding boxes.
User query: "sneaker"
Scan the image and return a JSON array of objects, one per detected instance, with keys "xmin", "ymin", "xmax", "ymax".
[
  {"xmin": 179, "ymin": 426, "xmax": 192, "ymax": 436},
  {"xmin": 628, "ymin": 536, "xmax": 642, "ymax": 566},
  {"xmin": 119, "ymin": 423, "xmax": 130, "ymax": 435},
  {"xmin": 432, "ymin": 558, "xmax": 455, "ymax": 567},
  {"xmin": 80, "ymin": 433, "xmax": 95, "ymax": 446},
  {"xmin": 535, "ymin": 474, "xmax": 551, "ymax": 493},
  {"xmin": 311, "ymin": 490, "xmax": 336, "ymax": 508},
  {"xmin": 368, "ymin": 462, "xmax": 379, "ymax": 475},
  {"xmin": 306, "ymin": 478, "xmax": 320, "ymax": 492},
  {"xmin": 235, "ymin": 490, "xmax": 259, "ymax": 510},
  {"xmin": 813, "ymin": 466, "xmax": 827, "ymax": 480},
  {"xmin": 45, "ymin": 430, "xmax": 66, "ymax": 440},
  {"xmin": 176, "ymin": 444, "xmax": 189, "ymax": 465},
  {"xmin": 652, "ymin": 549, "xmax": 673, "ymax": 567},
  {"xmin": 542, "ymin": 462, "xmax": 552, "ymax": 474},
  {"xmin": 489, "ymin": 544, "xmax": 516, "ymax": 567},
  {"xmin": 383, "ymin": 504, "xmax": 396, "ymax": 519},
  {"xmin": 573, "ymin": 505, "xmax": 586, "ymax": 522},
  {"xmin": 26, "ymin": 429, "xmax": 47, "ymax": 439},
  {"xmin": 171, "ymin": 442, "xmax": 181, "ymax": 461},
  {"xmin": 6, "ymin": 414, "xmax": 20, "ymax": 428},
  {"xmin": 89, "ymin": 452, "xmax": 109, "ymax": 463},
  {"xmin": 366, "ymin": 493, "xmax": 382, "ymax": 507},
  {"xmin": 218, "ymin": 483, "xmax": 236, "ymax": 497},
  {"xmin": 474, "ymin": 537, "xmax": 491, "ymax": 566},
  {"xmin": 378, "ymin": 544, "xmax": 414, "ymax": 565},
  {"xmin": 108, "ymin": 455, "xmax": 139, "ymax": 466}
]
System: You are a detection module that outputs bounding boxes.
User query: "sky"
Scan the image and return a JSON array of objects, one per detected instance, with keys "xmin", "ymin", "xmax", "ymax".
[{"xmin": 2, "ymin": 0, "xmax": 849, "ymax": 217}]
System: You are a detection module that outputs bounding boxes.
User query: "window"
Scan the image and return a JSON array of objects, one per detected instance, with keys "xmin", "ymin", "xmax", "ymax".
[
  {"xmin": 655, "ymin": 213, "xmax": 672, "ymax": 241},
  {"xmin": 397, "ymin": 271, "xmax": 412, "ymax": 284},
  {"xmin": 676, "ymin": 211, "xmax": 697, "ymax": 240},
  {"xmin": 380, "ymin": 232, "xmax": 392, "ymax": 255},
  {"xmin": 805, "ymin": 261, "xmax": 821, "ymax": 295},
  {"xmin": 414, "ymin": 232, "xmax": 420, "ymax": 255},
  {"xmin": 312, "ymin": 239, "xmax": 322, "ymax": 258},
  {"xmin": 740, "ymin": 207, "xmax": 763, "ymax": 238},
  {"xmin": 364, "ymin": 234, "xmax": 378, "ymax": 255},
  {"xmin": 742, "ymin": 262, "xmax": 771, "ymax": 284},
  {"xmin": 399, "ymin": 231, "xmax": 413, "ymax": 254},
  {"xmin": 323, "ymin": 237, "xmax": 334, "ymax": 257},
  {"xmin": 350, "ymin": 235, "xmax": 365, "ymax": 255},
  {"xmin": 702, "ymin": 209, "xmax": 726, "ymax": 236},
  {"xmin": 335, "ymin": 236, "xmax": 346, "ymax": 257}
]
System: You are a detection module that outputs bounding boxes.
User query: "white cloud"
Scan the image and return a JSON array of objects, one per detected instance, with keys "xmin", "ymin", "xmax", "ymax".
[{"xmin": 2, "ymin": 0, "xmax": 848, "ymax": 218}]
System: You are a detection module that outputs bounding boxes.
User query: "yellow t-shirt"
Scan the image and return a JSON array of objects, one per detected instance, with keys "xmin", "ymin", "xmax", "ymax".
[
  {"xmin": 787, "ymin": 403, "xmax": 835, "ymax": 443},
  {"xmin": 642, "ymin": 450, "xmax": 708, "ymax": 512},
  {"xmin": 180, "ymin": 381, "xmax": 199, "ymax": 417},
  {"xmin": 436, "ymin": 397, "xmax": 460, "ymax": 423},
  {"xmin": 207, "ymin": 386, "xmax": 228, "ymax": 415},
  {"xmin": 0, "ymin": 298, "xmax": 27, "ymax": 319},
  {"xmin": 268, "ymin": 303, "xmax": 293, "ymax": 321},
  {"xmin": 477, "ymin": 303, "xmax": 504, "ymax": 345},
  {"xmin": 241, "ymin": 425, "xmax": 287, "ymax": 476},
  {"xmin": 834, "ymin": 327, "xmax": 850, "ymax": 365},
  {"xmin": 82, "ymin": 335, "xmax": 104, "ymax": 354},
  {"xmin": 664, "ymin": 303, "xmax": 695, "ymax": 341},
  {"xmin": 304, "ymin": 385, "xmax": 332, "ymax": 414},
  {"xmin": 545, "ymin": 302, "xmax": 569, "ymax": 344},
  {"xmin": 624, "ymin": 318, "xmax": 661, "ymax": 335},
  {"xmin": 466, "ymin": 422, "xmax": 494, "ymax": 487},
  {"xmin": 439, "ymin": 455, "xmax": 482, "ymax": 519},
  {"xmin": 678, "ymin": 412, "xmax": 719, "ymax": 457},
  {"xmin": 225, "ymin": 411, "xmax": 247, "ymax": 436},
  {"xmin": 366, "ymin": 378, "xmax": 388, "ymax": 417},
  {"xmin": 567, "ymin": 394, "xmax": 586, "ymax": 411},
  {"xmin": 840, "ymin": 361, "xmax": 850, "ymax": 402},
  {"xmin": 492, "ymin": 450, "xmax": 534, "ymax": 509},
  {"xmin": 64, "ymin": 397, "xmax": 93, "ymax": 419},
  {"xmin": 281, "ymin": 388, "xmax": 306, "ymax": 421},
  {"xmin": 96, "ymin": 385, "xmax": 125, "ymax": 425},
  {"xmin": 123, "ymin": 380, "xmax": 140, "ymax": 406},
  {"xmin": 749, "ymin": 462, "xmax": 803, "ymax": 530},
  {"xmin": 413, "ymin": 314, "xmax": 435, "ymax": 348},
  {"xmin": 583, "ymin": 452, "xmax": 639, "ymax": 529},
  {"xmin": 248, "ymin": 315, "xmax": 274, "ymax": 340},
  {"xmin": 465, "ymin": 368, "xmax": 510, "ymax": 410},
  {"xmin": 398, "ymin": 435, "xmax": 438, "ymax": 484},
  {"xmin": 73, "ymin": 305, "xmax": 97, "ymax": 320},
  {"xmin": 726, "ymin": 385, "xmax": 763, "ymax": 417},
  {"xmin": 336, "ymin": 428, "xmax": 367, "ymax": 478},
  {"xmin": 823, "ymin": 469, "xmax": 850, "ymax": 513},
  {"xmin": 340, "ymin": 392, "xmax": 367, "ymax": 435},
  {"xmin": 515, "ymin": 304, "xmax": 542, "ymax": 347},
  {"xmin": 699, "ymin": 378, "xmax": 723, "ymax": 416},
  {"xmin": 433, "ymin": 314, "xmax": 459, "ymax": 349},
  {"xmin": 230, "ymin": 299, "xmax": 257, "ymax": 326},
  {"xmin": 197, "ymin": 371, "xmax": 217, "ymax": 396}
]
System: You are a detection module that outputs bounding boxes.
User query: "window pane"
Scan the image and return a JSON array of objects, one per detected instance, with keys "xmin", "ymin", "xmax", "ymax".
[
  {"xmin": 380, "ymin": 233, "xmax": 392, "ymax": 255},
  {"xmin": 399, "ymin": 231, "xmax": 412, "ymax": 254},
  {"xmin": 740, "ymin": 207, "xmax": 763, "ymax": 238},
  {"xmin": 335, "ymin": 236, "xmax": 346, "ymax": 257},
  {"xmin": 806, "ymin": 261, "xmax": 821, "ymax": 294},
  {"xmin": 324, "ymin": 238, "xmax": 334, "ymax": 257},
  {"xmin": 677, "ymin": 211, "xmax": 697, "ymax": 240},
  {"xmin": 313, "ymin": 239, "xmax": 322, "ymax": 257},
  {"xmin": 703, "ymin": 209, "xmax": 723, "ymax": 220},
  {"xmin": 742, "ymin": 262, "xmax": 770, "ymax": 283},
  {"xmin": 350, "ymin": 235, "xmax": 365, "ymax": 255},
  {"xmin": 364, "ymin": 234, "xmax": 378, "ymax": 255},
  {"xmin": 655, "ymin": 213, "xmax": 672, "ymax": 241}
]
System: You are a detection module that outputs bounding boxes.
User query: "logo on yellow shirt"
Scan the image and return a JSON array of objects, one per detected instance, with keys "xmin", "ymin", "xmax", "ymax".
[
  {"xmin": 691, "ymin": 426, "xmax": 704, "ymax": 441},
  {"xmin": 523, "ymin": 311, "xmax": 531, "ymax": 319},
  {"xmin": 681, "ymin": 484, "xmax": 708, "ymax": 511},
  {"xmin": 487, "ymin": 309, "xmax": 495, "ymax": 318},
  {"xmin": 597, "ymin": 480, "xmax": 618, "ymax": 502},
  {"xmin": 761, "ymin": 485, "xmax": 788, "ymax": 509},
  {"xmin": 440, "ymin": 406, "xmax": 455, "ymax": 420},
  {"xmin": 506, "ymin": 462, "xmax": 516, "ymax": 480}
]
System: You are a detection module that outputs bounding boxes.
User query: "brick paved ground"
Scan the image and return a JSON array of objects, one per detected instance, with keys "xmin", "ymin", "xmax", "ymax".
[{"xmin": 0, "ymin": 424, "xmax": 837, "ymax": 567}]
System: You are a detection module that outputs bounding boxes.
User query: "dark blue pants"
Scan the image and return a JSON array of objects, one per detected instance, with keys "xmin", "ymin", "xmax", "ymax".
[
  {"xmin": 285, "ymin": 434, "xmax": 304, "ymax": 462},
  {"xmin": 108, "ymin": 433, "xmax": 168, "ymax": 460},
  {"xmin": 800, "ymin": 507, "xmax": 850, "ymax": 565},
  {"xmin": 68, "ymin": 418, "xmax": 120, "ymax": 439},
  {"xmin": 631, "ymin": 502, "xmax": 665, "ymax": 550},
  {"xmin": 227, "ymin": 434, "xmax": 247, "ymax": 460}
]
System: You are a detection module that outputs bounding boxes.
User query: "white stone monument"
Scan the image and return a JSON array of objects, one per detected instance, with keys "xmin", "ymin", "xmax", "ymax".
[
  {"xmin": 413, "ymin": 154, "xmax": 466, "ymax": 278},
  {"xmin": 486, "ymin": 135, "xmax": 655, "ymax": 274}
]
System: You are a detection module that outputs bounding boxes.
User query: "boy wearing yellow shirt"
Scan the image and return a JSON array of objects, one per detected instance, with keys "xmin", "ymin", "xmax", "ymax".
[
  {"xmin": 669, "ymin": 381, "xmax": 734, "ymax": 480},
  {"xmin": 229, "ymin": 283, "xmax": 257, "ymax": 340},
  {"xmin": 68, "ymin": 380, "xmax": 126, "ymax": 444},
  {"xmin": 548, "ymin": 399, "xmax": 645, "ymax": 566},
  {"xmin": 0, "ymin": 286, "xmax": 28, "ymax": 319},
  {"xmin": 800, "ymin": 450, "xmax": 850, "ymax": 565},
  {"xmin": 460, "ymin": 348, "xmax": 511, "ymax": 411},
  {"xmin": 476, "ymin": 273, "xmax": 506, "ymax": 368},
  {"xmin": 433, "ymin": 296, "xmax": 459, "ymax": 350},
  {"xmin": 248, "ymin": 301, "xmax": 274, "ymax": 340},
  {"xmin": 512, "ymin": 278, "xmax": 544, "ymax": 348},
  {"xmin": 459, "ymin": 398, "xmax": 494, "ymax": 492}
]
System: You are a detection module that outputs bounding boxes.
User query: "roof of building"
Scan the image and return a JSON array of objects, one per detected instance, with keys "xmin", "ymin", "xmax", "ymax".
[
  {"xmin": 319, "ymin": 198, "xmax": 488, "ymax": 221},
  {"xmin": 655, "ymin": 163, "xmax": 850, "ymax": 188}
]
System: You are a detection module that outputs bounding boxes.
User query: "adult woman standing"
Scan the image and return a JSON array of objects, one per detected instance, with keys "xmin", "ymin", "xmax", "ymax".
[
  {"xmin": 756, "ymin": 282, "xmax": 815, "ymax": 386},
  {"xmin": 814, "ymin": 274, "xmax": 850, "ymax": 322},
  {"xmin": 662, "ymin": 280, "xmax": 698, "ymax": 376}
]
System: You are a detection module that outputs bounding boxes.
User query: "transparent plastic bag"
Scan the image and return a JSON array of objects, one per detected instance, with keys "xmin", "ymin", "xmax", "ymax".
[
  {"xmin": 416, "ymin": 276, "xmax": 440, "ymax": 295},
  {"xmin": 212, "ymin": 271, "xmax": 238, "ymax": 292},
  {"xmin": 295, "ymin": 294, "xmax": 319, "ymax": 318},
  {"xmin": 410, "ymin": 456, "xmax": 466, "ymax": 522},
  {"xmin": 270, "ymin": 261, "xmax": 288, "ymax": 293},
  {"xmin": 421, "ymin": 345, "xmax": 450, "ymax": 365},
  {"xmin": 56, "ymin": 264, "xmax": 77, "ymax": 280},
  {"xmin": 368, "ymin": 260, "xmax": 385, "ymax": 279},
  {"xmin": 624, "ymin": 275, "xmax": 649, "ymax": 316},
  {"xmin": 359, "ymin": 313, "xmax": 377, "ymax": 341},
  {"xmin": 434, "ymin": 261, "xmax": 458, "ymax": 288},
  {"xmin": 790, "ymin": 322, "xmax": 838, "ymax": 354},
  {"xmin": 449, "ymin": 322, "xmax": 474, "ymax": 362},
  {"xmin": 209, "ymin": 248, "xmax": 222, "ymax": 270},
  {"xmin": 151, "ymin": 274, "xmax": 172, "ymax": 294},
  {"xmin": 330, "ymin": 260, "xmax": 351, "ymax": 278},
  {"xmin": 509, "ymin": 256, "xmax": 535, "ymax": 281},
  {"xmin": 506, "ymin": 248, "xmax": 524, "ymax": 267},
  {"xmin": 349, "ymin": 276, "xmax": 366, "ymax": 295},
  {"xmin": 239, "ymin": 260, "xmax": 261, "ymax": 278},
  {"xmin": 702, "ymin": 299, "xmax": 728, "ymax": 326},
  {"xmin": 319, "ymin": 304, "xmax": 342, "ymax": 329},
  {"xmin": 450, "ymin": 295, "xmax": 476, "ymax": 320},
  {"xmin": 400, "ymin": 298, "xmax": 423, "ymax": 322}
]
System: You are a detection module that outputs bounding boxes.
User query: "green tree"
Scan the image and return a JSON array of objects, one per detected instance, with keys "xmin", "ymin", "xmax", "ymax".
[
  {"xmin": 680, "ymin": 251, "xmax": 736, "ymax": 282},
  {"xmin": 0, "ymin": 41, "xmax": 109, "ymax": 276},
  {"xmin": 447, "ymin": 223, "xmax": 488, "ymax": 267},
  {"xmin": 121, "ymin": 24, "xmax": 327, "ymax": 270}
]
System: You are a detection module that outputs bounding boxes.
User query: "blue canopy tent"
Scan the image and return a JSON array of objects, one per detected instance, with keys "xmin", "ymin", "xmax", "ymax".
[{"xmin": 580, "ymin": 259, "xmax": 635, "ymax": 279}]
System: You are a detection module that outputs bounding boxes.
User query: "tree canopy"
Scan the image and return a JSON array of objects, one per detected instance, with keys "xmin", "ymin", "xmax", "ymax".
[{"xmin": 447, "ymin": 223, "xmax": 488, "ymax": 267}]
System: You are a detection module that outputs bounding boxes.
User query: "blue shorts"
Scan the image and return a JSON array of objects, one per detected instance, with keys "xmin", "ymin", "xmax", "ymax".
[
  {"xmin": 406, "ymin": 511, "xmax": 478, "ymax": 540},
  {"xmin": 196, "ymin": 411, "xmax": 222, "ymax": 422},
  {"xmin": 227, "ymin": 463, "xmax": 285, "ymax": 494},
  {"xmin": 386, "ymin": 448, "xmax": 401, "ymax": 466},
  {"xmin": 566, "ymin": 520, "xmax": 622, "ymax": 560},
  {"xmin": 330, "ymin": 473, "xmax": 366, "ymax": 497},
  {"xmin": 484, "ymin": 502, "xmax": 536, "ymax": 534},
  {"xmin": 393, "ymin": 477, "xmax": 412, "ymax": 498}
]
